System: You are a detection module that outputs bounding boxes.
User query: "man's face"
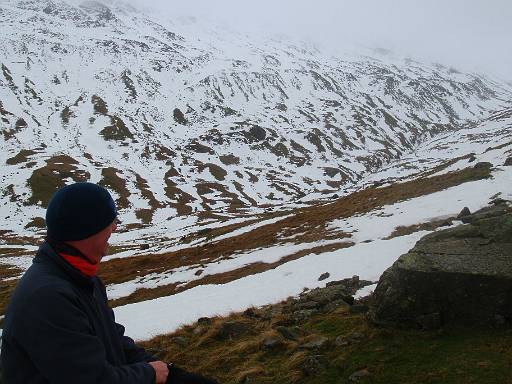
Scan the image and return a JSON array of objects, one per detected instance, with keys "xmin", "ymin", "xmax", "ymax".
[{"xmin": 89, "ymin": 219, "xmax": 117, "ymax": 263}]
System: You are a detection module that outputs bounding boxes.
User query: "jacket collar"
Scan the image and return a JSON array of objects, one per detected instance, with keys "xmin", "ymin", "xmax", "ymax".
[{"xmin": 35, "ymin": 241, "xmax": 95, "ymax": 291}]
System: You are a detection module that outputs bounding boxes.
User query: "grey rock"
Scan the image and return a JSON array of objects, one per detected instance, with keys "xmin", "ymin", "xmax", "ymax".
[
  {"xmin": 473, "ymin": 161, "xmax": 493, "ymax": 169},
  {"xmin": 457, "ymin": 206, "xmax": 471, "ymax": 219},
  {"xmin": 504, "ymin": 157, "xmax": 512, "ymax": 166},
  {"xmin": 197, "ymin": 317, "xmax": 212, "ymax": 325},
  {"xmin": 262, "ymin": 337, "xmax": 282, "ymax": 349},
  {"xmin": 346, "ymin": 332, "xmax": 365, "ymax": 343},
  {"xmin": 173, "ymin": 108, "xmax": 187, "ymax": 125},
  {"xmin": 292, "ymin": 309, "xmax": 317, "ymax": 322},
  {"xmin": 192, "ymin": 326, "xmax": 207, "ymax": 335},
  {"xmin": 323, "ymin": 299, "xmax": 350, "ymax": 313},
  {"xmin": 318, "ymin": 272, "xmax": 330, "ymax": 281},
  {"xmin": 302, "ymin": 336, "xmax": 329, "ymax": 349},
  {"xmin": 275, "ymin": 326, "xmax": 300, "ymax": 341},
  {"xmin": 335, "ymin": 336, "xmax": 349, "ymax": 347},
  {"xmin": 370, "ymin": 204, "xmax": 512, "ymax": 328},
  {"xmin": 300, "ymin": 285, "xmax": 351, "ymax": 306},
  {"xmin": 349, "ymin": 369, "xmax": 371, "ymax": 382},
  {"xmin": 172, "ymin": 336, "xmax": 189, "ymax": 347},
  {"xmin": 217, "ymin": 321, "xmax": 251, "ymax": 340},
  {"xmin": 301, "ymin": 355, "xmax": 327, "ymax": 376},
  {"xmin": 249, "ymin": 125, "xmax": 266, "ymax": 141},
  {"xmin": 295, "ymin": 300, "xmax": 320, "ymax": 310},
  {"xmin": 243, "ymin": 307, "xmax": 260, "ymax": 318}
]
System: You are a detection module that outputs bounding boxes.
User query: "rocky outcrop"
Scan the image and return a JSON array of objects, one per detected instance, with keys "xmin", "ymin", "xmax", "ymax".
[{"xmin": 370, "ymin": 202, "xmax": 512, "ymax": 329}]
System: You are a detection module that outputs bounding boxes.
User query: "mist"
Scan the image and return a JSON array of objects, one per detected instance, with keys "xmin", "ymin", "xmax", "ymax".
[{"xmin": 127, "ymin": 0, "xmax": 512, "ymax": 82}]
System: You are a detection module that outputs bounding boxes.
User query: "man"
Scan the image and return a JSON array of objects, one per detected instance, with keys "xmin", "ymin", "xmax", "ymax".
[{"xmin": 0, "ymin": 182, "xmax": 217, "ymax": 384}]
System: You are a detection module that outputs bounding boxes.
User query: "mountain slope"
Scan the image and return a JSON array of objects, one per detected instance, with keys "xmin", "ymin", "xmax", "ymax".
[{"xmin": 1, "ymin": 0, "xmax": 511, "ymax": 237}]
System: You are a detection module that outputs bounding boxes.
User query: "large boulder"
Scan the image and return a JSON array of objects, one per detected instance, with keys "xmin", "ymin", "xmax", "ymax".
[{"xmin": 370, "ymin": 202, "xmax": 512, "ymax": 329}]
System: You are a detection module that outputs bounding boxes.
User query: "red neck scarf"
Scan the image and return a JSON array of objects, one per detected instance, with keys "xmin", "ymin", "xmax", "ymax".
[{"xmin": 60, "ymin": 253, "xmax": 99, "ymax": 277}]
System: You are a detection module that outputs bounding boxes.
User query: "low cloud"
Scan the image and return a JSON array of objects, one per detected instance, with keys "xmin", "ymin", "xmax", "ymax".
[{"xmin": 132, "ymin": 0, "xmax": 511, "ymax": 80}]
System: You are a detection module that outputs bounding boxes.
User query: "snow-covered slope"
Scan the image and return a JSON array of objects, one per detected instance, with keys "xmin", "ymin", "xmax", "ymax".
[
  {"xmin": 1, "ymin": 0, "xmax": 512, "ymax": 236},
  {"xmin": 115, "ymin": 111, "xmax": 512, "ymax": 340}
]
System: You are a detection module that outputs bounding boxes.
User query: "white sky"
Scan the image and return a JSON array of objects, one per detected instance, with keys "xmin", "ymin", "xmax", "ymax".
[{"xmin": 132, "ymin": 0, "xmax": 512, "ymax": 82}]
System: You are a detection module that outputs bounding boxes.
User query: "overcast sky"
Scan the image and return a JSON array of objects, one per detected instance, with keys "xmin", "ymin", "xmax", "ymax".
[{"xmin": 133, "ymin": 0, "xmax": 511, "ymax": 82}]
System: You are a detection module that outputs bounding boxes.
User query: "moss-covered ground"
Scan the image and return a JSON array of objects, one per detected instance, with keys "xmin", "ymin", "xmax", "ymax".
[{"xmin": 142, "ymin": 304, "xmax": 512, "ymax": 384}]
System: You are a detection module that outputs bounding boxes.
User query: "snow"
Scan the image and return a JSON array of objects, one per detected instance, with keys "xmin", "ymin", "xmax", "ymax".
[
  {"xmin": 115, "ymin": 232, "xmax": 424, "ymax": 341},
  {"xmin": 107, "ymin": 239, "xmax": 349, "ymax": 300},
  {"xmin": 354, "ymin": 283, "xmax": 378, "ymax": 299}
]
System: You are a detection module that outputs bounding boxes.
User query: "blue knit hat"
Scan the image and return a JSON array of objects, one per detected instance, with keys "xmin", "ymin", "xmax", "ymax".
[{"xmin": 46, "ymin": 182, "xmax": 117, "ymax": 241}]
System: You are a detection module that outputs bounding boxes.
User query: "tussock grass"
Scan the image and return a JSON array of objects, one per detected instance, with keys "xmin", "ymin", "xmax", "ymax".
[{"xmin": 142, "ymin": 299, "xmax": 512, "ymax": 384}]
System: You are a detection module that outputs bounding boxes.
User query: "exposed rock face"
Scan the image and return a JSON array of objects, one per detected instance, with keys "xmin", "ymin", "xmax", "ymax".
[{"xmin": 370, "ymin": 202, "xmax": 512, "ymax": 329}]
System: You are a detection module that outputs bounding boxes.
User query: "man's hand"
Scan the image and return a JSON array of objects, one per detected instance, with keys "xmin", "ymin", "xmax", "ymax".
[
  {"xmin": 166, "ymin": 364, "xmax": 219, "ymax": 384},
  {"xmin": 149, "ymin": 361, "xmax": 169, "ymax": 384}
]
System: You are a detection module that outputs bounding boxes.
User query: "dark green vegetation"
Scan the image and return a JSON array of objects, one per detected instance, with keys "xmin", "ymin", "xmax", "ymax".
[{"xmin": 143, "ymin": 297, "xmax": 512, "ymax": 384}]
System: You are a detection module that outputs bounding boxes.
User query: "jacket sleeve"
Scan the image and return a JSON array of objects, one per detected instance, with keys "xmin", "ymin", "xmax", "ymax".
[
  {"xmin": 13, "ymin": 287, "xmax": 155, "ymax": 384},
  {"xmin": 95, "ymin": 277, "xmax": 157, "ymax": 363},
  {"xmin": 115, "ymin": 321, "xmax": 158, "ymax": 363}
]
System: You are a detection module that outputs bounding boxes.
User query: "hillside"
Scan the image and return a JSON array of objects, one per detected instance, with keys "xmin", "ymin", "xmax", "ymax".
[
  {"xmin": 1, "ymin": 0, "xmax": 512, "ymax": 237},
  {"xmin": 1, "ymin": 0, "xmax": 512, "ymax": 357}
]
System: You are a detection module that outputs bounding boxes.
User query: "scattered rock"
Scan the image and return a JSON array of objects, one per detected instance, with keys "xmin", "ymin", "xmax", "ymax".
[
  {"xmin": 243, "ymin": 307, "xmax": 260, "ymax": 318},
  {"xmin": 194, "ymin": 269, "xmax": 203, "ymax": 276},
  {"xmin": 139, "ymin": 243, "xmax": 150, "ymax": 250},
  {"xmin": 349, "ymin": 368, "xmax": 371, "ymax": 382},
  {"xmin": 262, "ymin": 337, "xmax": 282, "ymax": 349},
  {"xmin": 318, "ymin": 272, "xmax": 330, "ymax": 281},
  {"xmin": 217, "ymin": 321, "xmax": 251, "ymax": 340},
  {"xmin": 275, "ymin": 326, "xmax": 299, "ymax": 341},
  {"xmin": 468, "ymin": 154, "xmax": 477, "ymax": 162},
  {"xmin": 334, "ymin": 332, "xmax": 366, "ymax": 347},
  {"xmin": 300, "ymin": 285, "xmax": 350, "ymax": 307},
  {"xmin": 249, "ymin": 125, "xmax": 266, "ymax": 141},
  {"xmin": 491, "ymin": 198, "xmax": 507, "ymax": 206},
  {"xmin": 323, "ymin": 299, "xmax": 350, "ymax": 313},
  {"xmin": 473, "ymin": 161, "xmax": 492, "ymax": 169},
  {"xmin": 192, "ymin": 326, "xmax": 207, "ymax": 336},
  {"xmin": 457, "ymin": 206, "xmax": 471, "ymax": 219},
  {"xmin": 301, "ymin": 355, "xmax": 327, "ymax": 376},
  {"xmin": 504, "ymin": 157, "xmax": 512, "ymax": 166},
  {"xmin": 292, "ymin": 309, "xmax": 317, "ymax": 323},
  {"xmin": 197, "ymin": 317, "xmax": 212, "ymax": 325},
  {"xmin": 302, "ymin": 336, "xmax": 329, "ymax": 349},
  {"xmin": 295, "ymin": 301, "xmax": 320, "ymax": 310},
  {"xmin": 326, "ymin": 275, "xmax": 362, "ymax": 291},
  {"xmin": 172, "ymin": 336, "xmax": 189, "ymax": 347},
  {"xmin": 173, "ymin": 108, "xmax": 187, "ymax": 125}
]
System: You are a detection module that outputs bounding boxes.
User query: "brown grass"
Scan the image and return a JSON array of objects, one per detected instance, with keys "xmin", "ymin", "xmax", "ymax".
[
  {"xmin": 385, "ymin": 217, "xmax": 454, "ymax": 239},
  {"xmin": 98, "ymin": 167, "xmax": 131, "ymax": 210},
  {"xmin": 6, "ymin": 149, "xmax": 38, "ymax": 165},
  {"xmin": 27, "ymin": 155, "xmax": 90, "ymax": 206}
]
